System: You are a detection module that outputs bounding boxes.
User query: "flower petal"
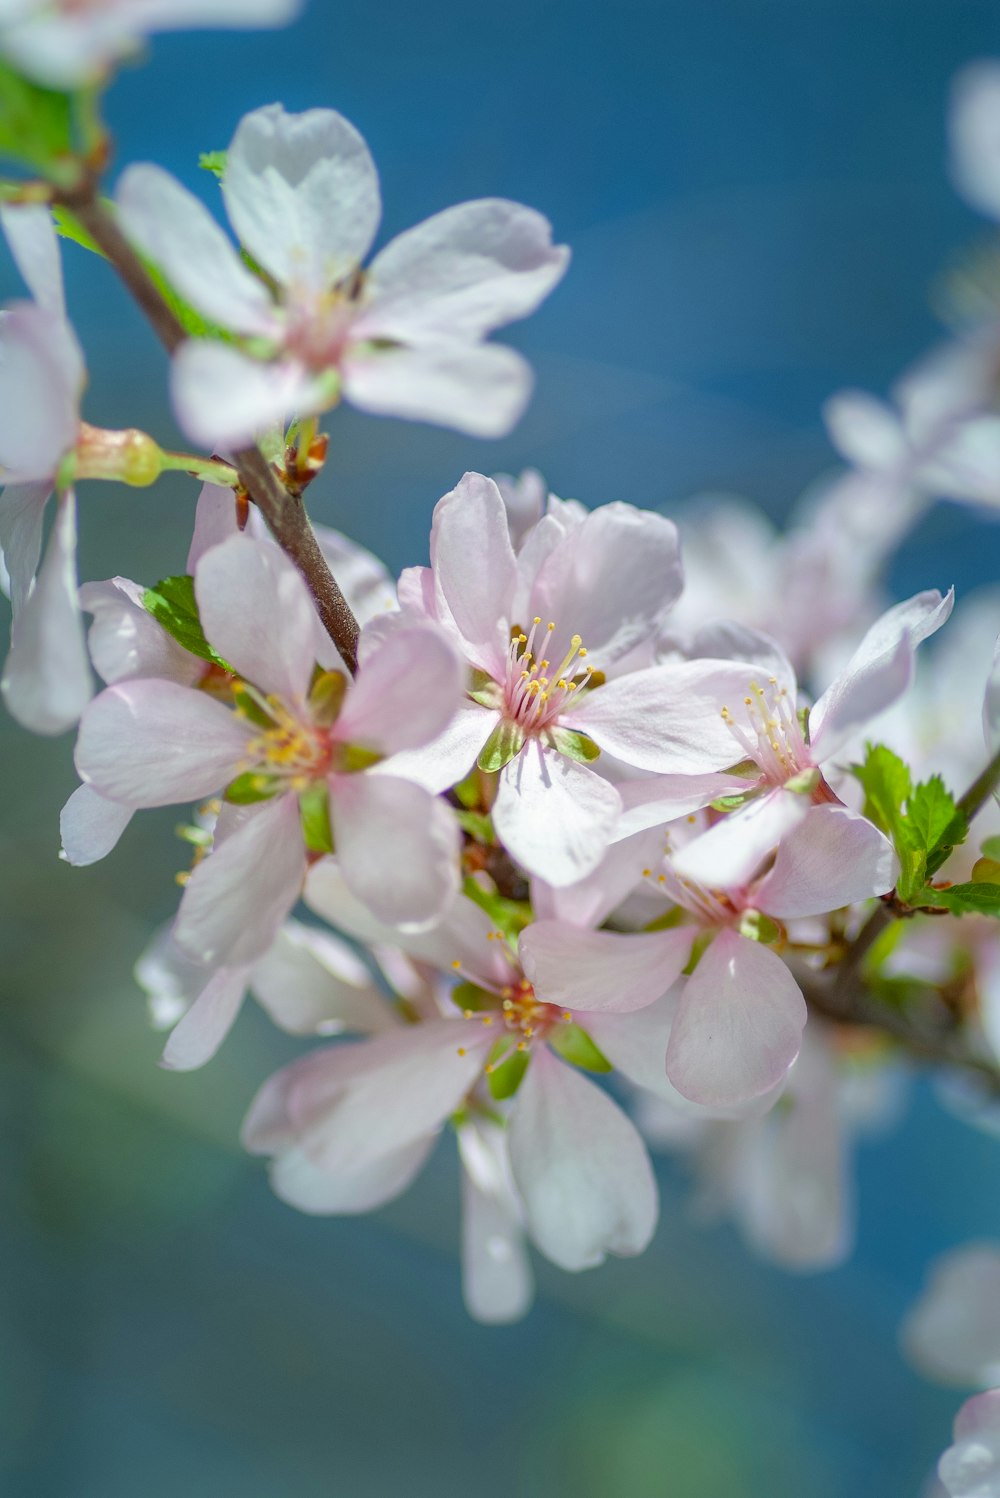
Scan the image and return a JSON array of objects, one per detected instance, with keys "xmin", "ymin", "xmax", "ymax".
[
  {"xmin": 939, "ymin": 1389, "xmax": 1000, "ymax": 1498},
  {"xmin": 375, "ymin": 700, "xmax": 497, "ymax": 794},
  {"xmin": 0, "ymin": 203, "xmax": 64, "ymax": 314},
  {"xmin": 344, "ymin": 339, "xmax": 533, "ymax": 438},
  {"xmin": 171, "ymin": 342, "xmax": 323, "ymax": 449},
  {"xmin": 59, "ymin": 783, "xmax": 134, "ymax": 866},
  {"xmin": 249, "ymin": 919, "xmax": 397, "ymax": 1036},
  {"xmin": 492, "ymin": 739, "xmax": 622, "ymax": 886},
  {"xmin": 117, "ymin": 163, "xmax": 277, "ymax": 334},
  {"xmin": 335, "ymin": 622, "xmax": 463, "ymax": 755},
  {"xmin": 160, "ymin": 963, "xmax": 251, "ymax": 1070},
  {"xmin": 75, "ymin": 678, "xmax": 251, "ymax": 805},
  {"xmin": 79, "ymin": 575, "xmax": 202, "ymax": 686},
  {"xmin": 330, "ymin": 772, "xmax": 459, "ymax": 929},
  {"xmin": 269, "ymin": 1135, "xmax": 435, "ymax": 1215},
  {"xmin": 666, "ymin": 929, "xmax": 807, "ymax": 1107},
  {"xmin": 458, "ymin": 1119, "xmax": 533, "ymax": 1323},
  {"xmin": 508, "ymin": 1047, "xmax": 657, "ymax": 1271},
  {"xmin": 224, "ymin": 104, "xmax": 380, "ymax": 292},
  {"xmin": 360, "ymin": 198, "xmax": 568, "ymax": 341},
  {"xmin": 951, "ymin": 61, "xmax": 1000, "ymax": 221},
  {"xmin": 428, "ymin": 471, "xmax": 517, "ymax": 677},
  {"xmin": 174, "ymin": 795, "xmax": 305, "ymax": 966},
  {"xmin": 754, "ymin": 804, "xmax": 898, "ymax": 917},
  {"xmin": 520, "ymin": 921, "xmax": 692, "ymax": 1014},
  {"xmin": 670, "ymin": 787, "xmax": 809, "ymax": 890},
  {"xmin": 903, "ymin": 1243, "xmax": 1000, "ymax": 1388},
  {"xmin": 584, "ymin": 991, "xmax": 684, "ymax": 1100},
  {"xmin": 0, "ymin": 480, "xmax": 50, "ymax": 614},
  {"xmin": 2, "ymin": 491, "xmax": 91, "ymax": 735},
  {"xmin": 0, "ymin": 305, "xmax": 82, "ymax": 481}
]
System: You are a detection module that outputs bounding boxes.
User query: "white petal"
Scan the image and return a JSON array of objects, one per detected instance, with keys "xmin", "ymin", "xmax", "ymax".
[
  {"xmin": 429, "ymin": 471, "xmax": 517, "ymax": 678},
  {"xmin": 79, "ymin": 575, "xmax": 201, "ymax": 686},
  {"xmin": 585, "ymin": 991, "xmax": 682, "ymax": 1100},
  {"xmin": 335, "ymin": 622, "xmax": 463, "ymax": 755},
  {"xmin": 175, "ymin": 795, "xmax": 305, "ymax": 966},
  {"xmin": 171, "ymin": 342, "xmax": 323, "ymax": 449},
  {"xmin": 612, "ymin": 771, "xmax": 750, "ymax": 840},
  {"xmin": 939, "ymin": 1389, "xmax": 1000, "ymax": 1498},
  {"xmin": 160, "ymin": 964, "xmax": 250, "ymax": 1070},
  {"xmin": 2, "ymin": 491, "xmax": 91, "ymax": 735},
  {"xmin": 59, "ymin": 784, "xmax": 134, "ymax": 866},
  {"xmin": 903, "ymin": 1243, "xmax": 1000, "ymax": 1387},
  {"xmin": 186, "ymin": 481, "xmax": 245, "ymax": 570},
  {"xmin": 492, "ymin": 739, "xmax": 622, "ymax": 886},
  {"xmin": 670, "ymin": 788, "xmax": 809, "ymax": 890},
  {"xmin": 249, "ymin": 919, "xmax": 397, "ymax": 1036},
  {"xmin": 458, "ymin": 1120, "xmax": 533, "ymax": 1323},
  {"xmin": 520, "ymin": 922, "xmax": 692, "ymax": 1014},
  {"xmin": 376, "ymin": 700, "xmax": 496, "ymax": 793},
  {"xmin": 117, "ymin": 163, "xmax": 277, "ymax": 334},
  {"xmin": 508, "ymin": 1048, "xmax": 658, "ymax": 1271},
  {"xmin": 75, "ymin": 678, "xmax": 250, "ymax": 805},
  {"xmin": 361, "ymin": 198, "xmax": 568, "ymax": 341},
  {"xmin": 666, "ymin": 929, "xmax": 807, "ymax": 1107},
  {"xmin": 754, "ymin": 804, "xmax": 898, "ymax": 917},
  {"xmin": 343, "ymin": 339, "xmax": 533, "ymax": 438},
  {"xmin": 952, "ymin": 62, "xmax": 1000, "ymax": 220},
  {"xmin": 0, "ymin": 203, "xmax": 64, "ymax": 313},
  {"xmin": 531, "ymin": 826, "xmax": 665, "ymax": 928},
  {"xmin": 823, "ymin": 390, "xmax": 906, "ymax": 469},
  {"xmin": 224, "ymin": 104, "xmax": 380, "ymax": 292},
  {"xmin": 330, "ymin": 772, "xmax": 460, "ymax": 930},
  {"xmin": 0, "ymin": 481, "xmax": 49, "ymax": 614},
  {"xmin": 196, "ymin": 534, "xmax": 322, "ymax": 702},
  {"xmin": 0, "ymin": 305, "xmax": 82, "ymax": 481},
  {"xmin": 270, "ymin": 1135, "xmax": 435, "ymax": 1215}
]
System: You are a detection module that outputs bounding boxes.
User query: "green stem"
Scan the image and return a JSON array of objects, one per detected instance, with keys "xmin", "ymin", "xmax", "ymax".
[{"xmin": 159, "ymin": 453, "xmax": 240, "ymax": 488}]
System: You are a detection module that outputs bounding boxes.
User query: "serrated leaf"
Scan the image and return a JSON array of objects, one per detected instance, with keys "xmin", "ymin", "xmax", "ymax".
[
  {"xmin": 478, "ymin": 718, "xmax": 524, "ymax": 773},
  {"xmin": 549, "ymin": 1022, "xmax": 613, "ymax": 1072},
  {"xmin": 300, "ymin": 784, "xmax": 334, "ymax": 855},
  {"xmin": 546, "ymin": 727, "xmax": 600, "ymax": 763},
  {"xmin": 851, "ymin": 744, "xmax": 911, "ymax": 838},
  {"xmin": 909, "ymin": 776, "xmax": 967, "ymax": 879},
  {"xmin": 485, "ymin": 1040, "xmax": 529, "ymax": 1100},
  {"xmin": 912, "ymin": 882, "xmax": 1000, "ymax": 917},
  {"xmin": 142, "ymin": 574, "xmax": 232, "ymax": 669}
]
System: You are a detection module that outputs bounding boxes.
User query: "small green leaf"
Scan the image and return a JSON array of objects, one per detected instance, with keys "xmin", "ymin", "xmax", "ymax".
[
  {"xmin": 451, "ymin": 981, "xmax": 496, "ymax": 1014},
  {"xmin": 486, "ymin": 1041, "xmax": 530, "ymax": 1100},
  {"xmin": 199, "ymin": 149, "xmax": 227, "ymax": 179},
  {"xmin": 142, "ymin": 574, "xmax": 232, "ymax": 669},
  {"xmin": 851, "ymin": 744, "xmax": 911, "ymax": 838},
  {"xmin": 909, "ymin": 776, "xmax": 967, "ymax": 877},
  {"xmin": 224, "ymin": 771, "xmax": 276, "ymax": 805},
  {"xmin": 478, "ymin": 718, "xmax": 524, "ymax": 773},
  {"xmin": 912, "ymin": 882, "xmax": 1000, "ymax": 917},
  {"xmin": 549, "ymin": 1022, "xmax": 613, "ymax": 1073},
  {"xmin": 455, "ymin": 809, "xmax": 495, "ymax": 844},
  {"xmin": 546, "ymin": 726, "xmax": 600, "ymax": 763},
  {"xmin": 462, "ymin": 876, "xmax": 532, "ymax": 940},
  {"xmin": 300, "ymin": 785, "xmax": 334, "ymax": 855},
  {"xmin": 0, "ymin": 62, "xmax": 76, "ymax": 181}
]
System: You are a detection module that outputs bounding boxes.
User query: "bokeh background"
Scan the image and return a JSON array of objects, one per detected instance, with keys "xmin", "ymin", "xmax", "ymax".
[{"xmin": 3, "ymin": 1, "xmax": 1000, "ymax": 1493}]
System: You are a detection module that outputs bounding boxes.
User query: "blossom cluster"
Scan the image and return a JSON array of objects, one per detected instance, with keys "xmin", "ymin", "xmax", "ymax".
[{"xmin": 2, "ymin": 5, "xmax": 1000, "ymax": 1488}]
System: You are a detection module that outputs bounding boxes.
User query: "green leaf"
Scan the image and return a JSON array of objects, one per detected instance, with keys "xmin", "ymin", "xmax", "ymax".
[
  {"xmin": 52, "ymin": 202, "xmax": 106, "ymax": 256},
  {"xmin": 455, "ymin": 809, "xmax": 495, "ymax": 844},
  {"xmin": 909, "ymin": 776, "xmax": 967, "ymax": 877},
  {"xmin": 199, "ymin": 149, "xmax": 227, "ymax": 179},
  {"xmin": 462, "ymin": 876, "xmax": 532, "ymax": 940},
  {"xmin": 983, "ymin": 836, "xmax": 1000, "ymax": 860},
  {"xmin": 142, "ymin": 574, "xmax": 232, "ymax": 669},
  {"xmin": 911, "ymin": 882, "xmax": 1000, "ymax": 917},
  {"xmin": 549, "ymin": 1022, "xmax": 613, "ymax": 1073},
  {"xmin": 546, "ymin": 726, "xmax": 601, "ymax": 763},
  {"xmin": 300, "ymin": 785, "xmax": 334, "ymax": 855},
  {"xmin": 224, "ymin": 771, "xmax": 276, "ymax": 805},
  {"xmin": 478, "ymin": 718, "xmax": 525, "ymax": 773},
  {"xmin": 0, "ymin": 62, "xmax": 76, "ymax": 181},
  {"xmin": 485, "ymin": 1041, "xmax": 530, "ymax": 1100},
  {"xmin": 851, "ymin": 746, "xmax": 968, "ymax": 902},
  {"xmin": 851, "ymin": 744, "xmax": 911, "ymax": 838}
]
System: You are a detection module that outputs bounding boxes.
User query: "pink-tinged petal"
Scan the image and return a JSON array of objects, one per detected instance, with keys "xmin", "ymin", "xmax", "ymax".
[
  {"xmin": 612, "ymin": 772, "xmax": 751, "ymax": 840},
  {"xmin": 567, "ymin": 660, "xmax": 759, "ymax": 773},
  {"xmin": 665, "ymin": 619, "xmax": 797, "ymax": 692},
  {"xmin": 175, "ymin": 795, "xmax": 305, "ymax": 966},
  {"xmin": 939, "ymin": 1389, "xmax": 1000, "ymax": 1498},
  {"xmin": 117, "ymin": 163, "xmax": 277, "ymax": 335},
  {"xmin": 508, "ymin": 1047, "xmax": 657, "ymax": 1271},
  {"xmin": 171, "ymin": 342, "xmax": 324, "ymax": 449},
  {"xmin": 160, "ymin": 964, "xmax": 250, "ymax": 1071},
  {"xmin": 270, "ymin": 1135, "xmax": 435, "ymax": 1215},
  {"xmin": 531, "ymin": 827, "xmax": 665, "ymax": 928},
  {"xmin": 0, "ymin": 305, "xmax": 82, "ymax": 481},
  {"xmin": 903, "ymin": 1244, "xmax": 1000, "ymax": 1388},
  {"xmin": 2, "ymin": 491, "xmax": 91, "ymax": 735},
  {"xmin": 224, "ymin": 104, "xmax": 380, "ymax": 292},
  {"xmin": 809, "ymin": 588, "xmax": 955, "ymax": 760},
  {"xmin": 359, "ymin": 198, "xmax": 568, "ymax": 341},
  {"xmin": 186, "ymin": 481, "xmax": 252, "ymax": 570},
  {"xmin": 984, "ymin": 635, "xmax": 1000, "ymax": 766},
  {"xmin": 492, "ymin": 739, "xmax": 622, "ymax": 886},
  {"xmin": 59, "ymin": 784, "xmax": 134, "ymax": 866},
  {"xmin": 249, "ymin": 919, "xmax": 398, "ymax": 1036},
  {"xmin": 458, "ymin": 1119, "xmax": 533, "ymax": 1324},
  {"xmin": 344, "ymin": 339, "xmax": 533, "ymax": 439},
  {"xmin": 335, "ymin": 622, "xmax": 463, "ymax": 754},
  {"xmin": 823, "ymin": 390, "xmax": 906, "ymax": 469},
  {"xmin": 287, "ymin": 1020, "xmax": 490, "ymax": 1173},
  {"xmin": 376, "ymin": 700, "xmax": 497, "ymax": 794},
  {"xmin": 79, "ymin": 576, "xmax": 201, "ymax": 686},
  {"xmin": 134, "ymin": 921, "xmax": 207, "ymax": 1030},
  {"xmin": 520, "ymin": 921, "xmax": 693, "ymax": 1014},
  {"xmin": 430, "ymin": 472, "xmax": 517, "ymax": 677},
  {"xmin": 0, "ymin": 203, "xmax": 64, "ymax": 314},
  {"xmin": 754, "ymin": 804, "xmax": 898, "ymax": 918},
  {"xmin": 528, "ymin": 503, "xmax": 683, "ymax": 672},
  {"xmin": 330, "ymin": 772, "xmax": 459, "ymax": 929},
  {"xmin": 195, "ymin": 534, "xmax": 321, "ymax": 702},
  {"xmin": 584, "ymin": 991, "xmax": 683, "ymax": 1100},
  {"xmin": 75, "ymin": 678, "xmax": 250, "ymax": 806},
  {"xmin": 666, "ymin": 929, "xmax": 807, "ymax": 1107},
  {"xmin": 0, "ymin": 480, "xmax": 50, "ymax": 614},
  {"xmin": 951, "ymin": 62, "xmax": 1000, "ymax": 220},
  {"xmin": 670, "ymin": 787, "xmax": 809, "ymax": 889}
]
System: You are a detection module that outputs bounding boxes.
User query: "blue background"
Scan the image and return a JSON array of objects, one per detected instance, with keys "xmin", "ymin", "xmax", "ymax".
[{"xmin": 4, "ymin": 1, "xmax": 1000, "ymax": 1492}]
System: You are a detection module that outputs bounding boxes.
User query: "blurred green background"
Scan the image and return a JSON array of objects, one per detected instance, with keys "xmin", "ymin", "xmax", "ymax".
[{"xmin": 4, "ymin": 1, "xmax": 1000, "ymax": 1493}]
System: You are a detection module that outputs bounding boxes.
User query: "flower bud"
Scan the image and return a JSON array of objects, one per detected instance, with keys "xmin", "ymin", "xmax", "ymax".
[{"xmin": 75, "ymin": 422, "xmax": 164, "ymax": 487}]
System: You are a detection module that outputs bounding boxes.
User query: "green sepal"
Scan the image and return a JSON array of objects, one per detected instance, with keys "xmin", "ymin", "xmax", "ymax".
[
  {"xmin": 643, "ymin": 905, "xmax": 687, "ymax": 933},
  {"xmin": 462, "ymin": 876, "xmax": 532, "ymax": 941},
  {"xmin": 452, "ymin": 768, "xmax": 483, "ymax": 809},
  {"xmin": 0, "ymin": 62, "xmax": 76, "ymax": 182},
  {"xmin": 682, "ymin": 930, "xmax": 712, "ymax": 976},
  {"xmin": 224, "ymin": 771, "xmax": 277, "ymax": 805},
  {"xmin": 199, "ymin": 149, "xmax": 227, "ymax": 179},
  {"xmin": 784, "ymin": 766, "xmax": 820, "ymax": 796},
  {"xmin": 309, "ymin": 669, "xmax": 347, "ymax": 726},
  {"xmin": 912, "ymin": 882, "xmax": 1000, "ymax": 918},
  {"xmin": 336, "ymin": 743, "xmax": 384, "ymax": 774},
  {"xmin": 451, "ymin": 981, "xmax": 496, "ymax": 1014},
  {"xmin": 549, "ymin": 1022, "xmax": 613, "ymax": 1073},
  {"xmin": 797, "ymin": 706, "xmax": 811, "ymax": 743},
  {"xmin": 456, "ymin": 809, "xmax": 496, "ymax": 845},
  {"xmin": 478, "ymin": 718, "xmax": 524, "ymax": 773},
  {"xmin": 300, "ymin": 785, "xmax": 334, "ymax": 855},
  {"xmin": 711, "ymin": 790, "xmax": 756, "ymax": 812},
  {"xmin": 545, "ymin": 726, "xmax": 600, "ymax": 763},
  {"xmin": 142, "ymin": 574, "xmax": 233, "ymax": 669},
  {"xmin": 723, "ymin": 758, "xmax": 762, "ymax": 780},
  {"xmin": 468, "ymin": 669, "xmax": 503, "ymax": 708},
  {"xmin": 738, "ymin": 909, "xmax": 781, "ymax": 945},
  {"xmin": 486, "ymin": 1041, "xmax": 530, "ymax": 1100},
  {"xmin": 232, "ymin": 689, "xmax": 273, "ymax": 729}
]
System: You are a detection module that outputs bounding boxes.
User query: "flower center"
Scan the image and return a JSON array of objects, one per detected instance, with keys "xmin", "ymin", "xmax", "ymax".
[
  {"xmin": 721, "ymin": 676, "xmax": 811, "ymax": 787},
  {"xmin": 283, "ymin": 273, "xmax": 366, "ymax": 370},
  {"xmin": 240, "ymin": 692, "xmax": 333, "ymax": 792},
  {"xmin": 503, "ymin": 617, "xmax": 597, "ymax": 733}
]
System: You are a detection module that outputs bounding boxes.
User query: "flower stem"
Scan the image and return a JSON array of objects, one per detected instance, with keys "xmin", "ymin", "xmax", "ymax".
[
  {"xmin": 159, "ymin": 453, "xmax": 240, "ymax": 487},
  {"xmin": 59, "ymin": 188, "xmax": 361, "ymax": 672}
]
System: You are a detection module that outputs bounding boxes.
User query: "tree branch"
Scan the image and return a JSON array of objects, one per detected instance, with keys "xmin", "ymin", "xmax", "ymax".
[{"xmin": 64, "ymin": 191, "xmax": 361, "ymax": 672}]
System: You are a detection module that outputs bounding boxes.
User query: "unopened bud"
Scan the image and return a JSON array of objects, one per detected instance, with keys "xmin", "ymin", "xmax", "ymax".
[{"xmin": 75, "ymin": 422, "xmax": 165, "ymax": 487}]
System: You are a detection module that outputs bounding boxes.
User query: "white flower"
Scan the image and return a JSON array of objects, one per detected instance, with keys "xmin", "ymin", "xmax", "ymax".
[{"xmin": 939, "ymin": 1389, "xmax": 1000, "ymax": 1498}]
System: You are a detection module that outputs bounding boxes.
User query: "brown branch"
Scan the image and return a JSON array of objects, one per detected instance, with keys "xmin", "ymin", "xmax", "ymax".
[{"xmin": 63, "ymin": 190, "xmax": 360, "ymax": 672}]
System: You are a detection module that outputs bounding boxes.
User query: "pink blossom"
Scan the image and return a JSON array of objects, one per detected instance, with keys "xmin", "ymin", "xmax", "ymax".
[{"xmin": 938, "ymin": 1389, "xmax": 1000, "ymax": 1498}]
